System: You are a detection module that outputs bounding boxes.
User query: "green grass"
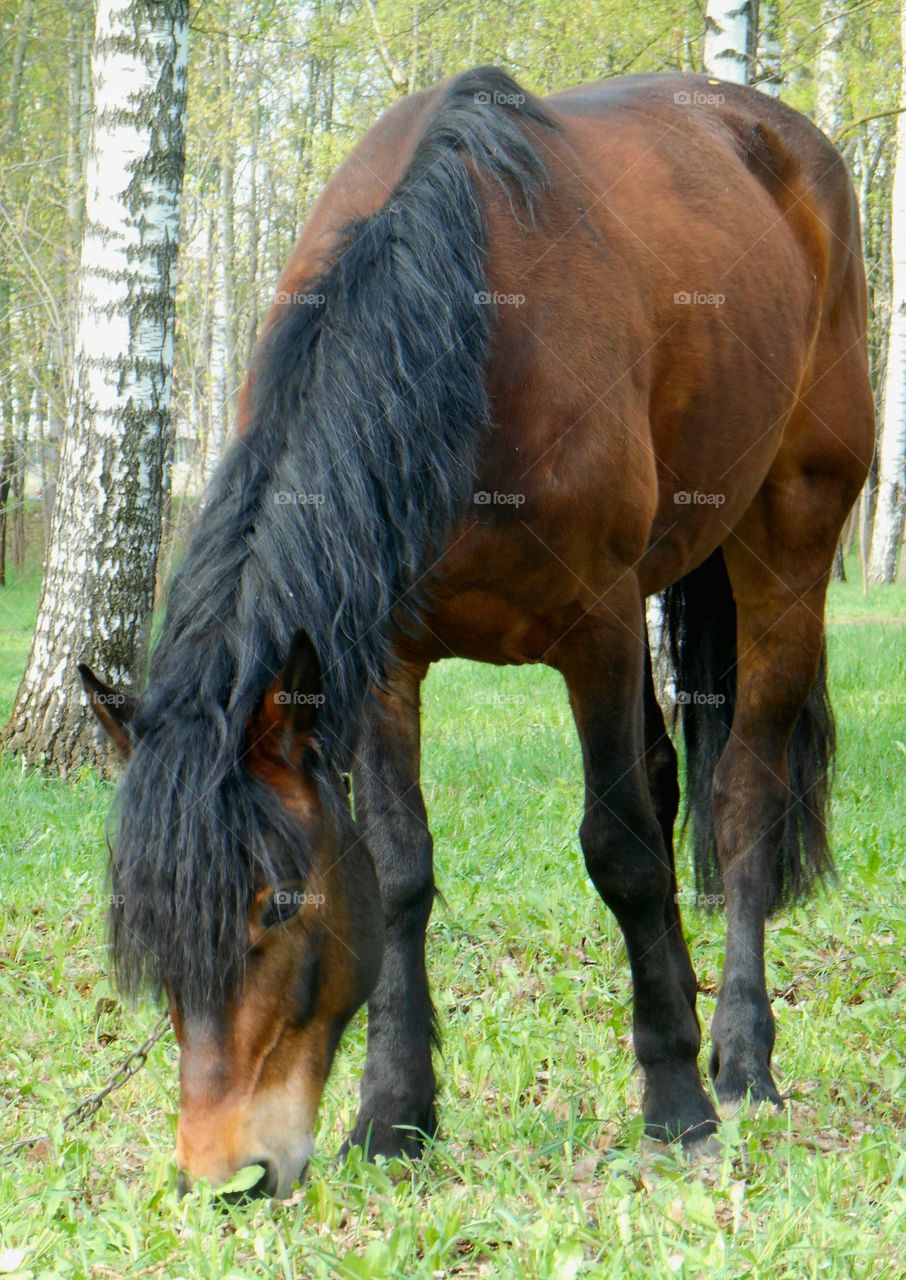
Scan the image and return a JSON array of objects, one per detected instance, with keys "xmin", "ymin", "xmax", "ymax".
[{"xmin": 0, "ymin": 561, "xmax": 904, "ymax": 1279}]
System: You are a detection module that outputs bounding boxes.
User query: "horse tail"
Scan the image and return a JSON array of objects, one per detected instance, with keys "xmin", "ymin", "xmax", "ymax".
[{"xmin": 662, "ymin": 549, "xmax": 835, "ymax": 913}]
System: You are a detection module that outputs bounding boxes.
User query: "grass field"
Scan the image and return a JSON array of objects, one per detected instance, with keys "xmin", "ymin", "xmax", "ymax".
[{"xmin": 0, "ymin": 554, "xmax": 904, "ymax": 1279}]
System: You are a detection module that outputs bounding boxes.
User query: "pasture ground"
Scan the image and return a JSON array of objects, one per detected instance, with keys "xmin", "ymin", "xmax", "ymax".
[{"xmin": 0, "ymin": 550, "xmax": 904, "ymax": 1279}]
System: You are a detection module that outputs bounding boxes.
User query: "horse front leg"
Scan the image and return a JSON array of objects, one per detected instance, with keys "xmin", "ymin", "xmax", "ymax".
[{"xmin": 345, "ymin": 662, "xmax": 437, "ymax": 1160}]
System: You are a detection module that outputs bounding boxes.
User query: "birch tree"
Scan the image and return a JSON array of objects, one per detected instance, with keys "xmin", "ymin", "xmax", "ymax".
[
  {"xmin": 703, "ymin": 0, "xmax": 756, "ymax": 84},
  {"xmin": 207, "ymin": 25, "xmax": 238, "ymax": 479},
  {"xmin": 814, "ymin": 0, "xmax": 847, "ymax": 139},
  {"xmin": 756, "ymin": 0, "xmax": 782, "ymax": 98},
  {"xmin": 2, "ymin": 0, "xmax": 188, "ymax": 771},
  {"xmin": 868, "ymin": 2, "xmax": 906, "ymax": 584}
]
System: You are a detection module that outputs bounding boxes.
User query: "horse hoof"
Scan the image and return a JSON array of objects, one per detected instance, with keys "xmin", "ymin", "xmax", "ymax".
[{"xmin": 684, "ymin": 1134, "xmax": 721, "ymax": 1162}]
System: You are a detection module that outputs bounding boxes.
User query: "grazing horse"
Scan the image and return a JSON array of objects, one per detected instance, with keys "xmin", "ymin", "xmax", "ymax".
[{"xmin": 81, "ymin": 67, "xmax": 873, "ymax": 1198}]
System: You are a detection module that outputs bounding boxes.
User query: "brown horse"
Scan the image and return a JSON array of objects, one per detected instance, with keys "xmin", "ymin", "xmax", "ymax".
[{"xmin": 81, "ymin": 68, "xmax": 873, "ymax": 1198}]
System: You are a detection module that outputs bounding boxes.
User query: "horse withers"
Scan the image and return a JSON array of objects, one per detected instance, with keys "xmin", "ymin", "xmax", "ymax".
[{"xmin": 81, "ymin": 67, "xmax": 874, "ymax": 1196}]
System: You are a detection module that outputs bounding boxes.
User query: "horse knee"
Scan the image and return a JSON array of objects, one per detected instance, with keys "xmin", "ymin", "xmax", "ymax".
[
  {"xmin": 371, "ymin": 829, "xmax": 435, "ymax": 930},
  {"xmin": 579, "ymin": 805, "xmax": 670, "ymax": 909}
]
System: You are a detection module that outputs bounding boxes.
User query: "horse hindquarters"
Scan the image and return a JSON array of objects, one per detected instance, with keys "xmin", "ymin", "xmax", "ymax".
[{"xmin": 666, "ymin": 327, "xmax": 873, "ymax": 1107}]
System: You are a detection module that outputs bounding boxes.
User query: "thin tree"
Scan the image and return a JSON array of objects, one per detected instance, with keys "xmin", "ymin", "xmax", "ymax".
[
  {"xmin": 703, "ymin": 0, "xmax": 756, "ymax": 83},
  {"xmin": 814, "ymin": 0, "xmax": 850, "ymax": 580},
  {"xmin": 814, "ymin": 0, "xmax": 847, "ymax": 140},
  {"xmin": 0, "ymin": 0, "xmax": 34, "ymax": 587},
  {"xmin": 207, "ymin": 26, "xmax": 238, "ymax": 480},
  {"xmin": 3, "ymin": 0, "xmax": 189, "ymax": 772},
  {"xmin": 868, "ymin": 1, "xmax": 906, "ymax": 584},
  {"xmin": 756, "ymin": 0, "xmax": 782, "ymax": 98}
]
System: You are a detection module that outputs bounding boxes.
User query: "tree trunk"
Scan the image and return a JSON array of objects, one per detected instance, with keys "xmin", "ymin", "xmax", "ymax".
[
  {"xmin": 197, "ymin": 206, "xmax": 215, "ymax": 482},
  {"xmin": 206, "ymin": 27, "xmax": 237, "ymax": 480},
  {"xmin": 0, "ymin": 276, "xmax": 13, "ymax": 589},
  {"xmin": 42, "ymin": 362, "xmax": 63, "ymax": 550},
  {"xmin": 2, "ymin": 0, "xmax": 188, "ymax": 773},
  {"xmin": 756, "ymin": 0, "xmax": 782, "ymax": 97},
  {"xmin": 0, "ymin": 440, "xmax": 12, "ymax": 590},
  {"xmin": 0, "ymin": 0, "xmax": 33, "ymax": 589},
  {"xmin": 12, "ymin": 385, "xmax": 29, "ymax": 572},
  {"xmin": 868, "ymin": 3, "xmax": 906, "ymax": 584},
  {"xmin": 814, "ymin": 0, "xmax": 846, "ymax": 139},
  {"xmin": 246, "ymin": 105, "xmax": 260, "ymax": 369},
  {"xmin": 702, "ymin": 0, "xmax": 756, "ymax": 84},
  {"xmin": 66, "ymin": 0, "xmax": 88, "ymax": 380}
]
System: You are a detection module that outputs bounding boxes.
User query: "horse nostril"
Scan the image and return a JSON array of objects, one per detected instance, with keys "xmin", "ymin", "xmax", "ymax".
[{"xmin": 248, "ymin": 1161, "xmax": 276, "ymax": 1198}]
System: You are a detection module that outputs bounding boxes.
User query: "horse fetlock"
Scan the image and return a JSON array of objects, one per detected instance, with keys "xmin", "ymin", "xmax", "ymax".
[
  {"xmin": 346, "ymin": 1095, "xmax": 438, "ymax": 1161},
  {"xmin": 640, "ymin": 1062, "xmax": 719, "ymax": 1146}
]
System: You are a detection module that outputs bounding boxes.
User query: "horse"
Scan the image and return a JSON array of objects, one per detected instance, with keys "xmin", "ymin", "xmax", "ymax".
[{"xmin": 79, "ymin": 66, "xmax": 874, "ymax": 1198}]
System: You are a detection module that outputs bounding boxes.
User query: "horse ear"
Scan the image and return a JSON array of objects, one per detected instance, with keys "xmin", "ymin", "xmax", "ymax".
[
  {"xmin": 78, "ymin": 664, "xmax": 139, "ymax": 760},
  {"xmin": 254, "ymin": 630, "xmax": 324, "ymax": 762}
]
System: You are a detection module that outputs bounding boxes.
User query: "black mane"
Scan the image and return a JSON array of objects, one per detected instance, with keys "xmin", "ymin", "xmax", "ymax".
[{"xmin": 110, "ymin": 68, "xmax": 558, "ymax": 1014}]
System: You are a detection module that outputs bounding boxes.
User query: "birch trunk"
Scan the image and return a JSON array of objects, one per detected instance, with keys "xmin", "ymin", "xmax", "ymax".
[
  {"xmin": 245, "ymin": 106, "xmax": 260, "ymax": 369},
  {"xmin": 3, "ymin": 0, "xmax": 188, "ymax": 772},
  {"xmin": 66, "ymin": 0, "xmax": 88, "ymax": 381},
  {"xmin": 0, "ymin": 277, "xmax": 13, "ymax": 589},
  {"xmin": 756, "ymin": 0, "xmax": 782, "ymax": 97},
  {"xmin": 702, "ymin": 0, "xmax": 755, "ymax": 84},
  {"xmin": 868, "ymin": 3, "xmax": 906, "ymax": 584},
  {"xmin": 12, "ymin": 387, "xmax": 29, "ymax": 572},
  {"xmin": 814, "ymin": 0, "xmax": 846, "ymax": 139},
  {"xmin": 205, "ymin": 28, "xmax": 237, "ymax": 480}
]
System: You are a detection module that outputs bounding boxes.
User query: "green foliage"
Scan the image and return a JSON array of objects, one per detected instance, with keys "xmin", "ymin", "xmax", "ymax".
[
  {"xmin": 0, "ymin": 571, "xmax": 903, "ymax": 1277},
  {"xmin": 3, "ymin": 0, "xmax": 901, "ymax": 497}
]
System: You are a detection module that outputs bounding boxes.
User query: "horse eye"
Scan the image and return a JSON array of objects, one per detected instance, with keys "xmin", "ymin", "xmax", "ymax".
[{"xmin": 262, "ymin": 890, "xmax": 302, "ymax": 930}]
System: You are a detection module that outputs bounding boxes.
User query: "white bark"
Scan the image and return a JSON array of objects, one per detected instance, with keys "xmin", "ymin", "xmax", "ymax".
[
  {"xmin": 757, "ymin": 0, "xmax": 782, "ymax": 97},
  {"xmin": 814, "ymin": 0, "xmax": 846, "ymax": 138},
  {"xmin": 207, "ymin": 218, "xmax": 228, "ymax": 478},
  {"xmin": 703, "ymin": 0, "xmax": 755, "ymax": 84},
  {"xmin": 205, "ymin": 30, "xmax": 238, "ymax": 481},
  {"xmin": 3, "ymin": 0, "xmax": 188, "ymax": 771},
  {"xmin": 869, "ymin": 3, "xmax": 906, "ymax": 584}
]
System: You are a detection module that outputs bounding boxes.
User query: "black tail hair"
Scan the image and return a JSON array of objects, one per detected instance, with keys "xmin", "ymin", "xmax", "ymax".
[{"xmin": 663, "ymin": 550, "xmax": 835, "ymax": 913}]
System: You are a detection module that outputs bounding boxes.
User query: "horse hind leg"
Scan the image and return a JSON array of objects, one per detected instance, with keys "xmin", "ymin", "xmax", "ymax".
[
  {"xmin": 708, "ymin": 352, "xmax": 872, "ymax": 1108},
  {"xmin": 642, "ymin": 637, "xmax": 698, "ymax": 1016}
]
